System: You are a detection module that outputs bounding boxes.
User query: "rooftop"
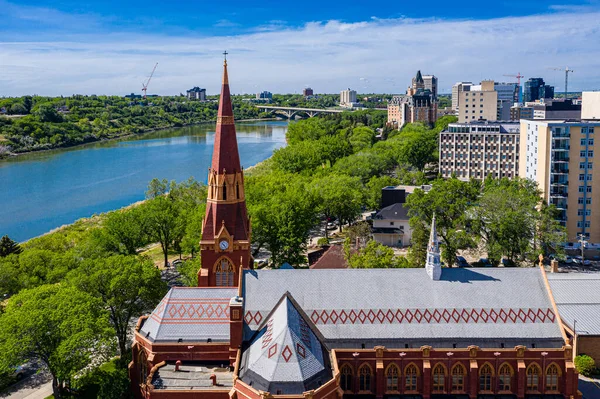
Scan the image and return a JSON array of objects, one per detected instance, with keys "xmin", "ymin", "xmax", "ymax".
[
  {"xmin": 547, "ymin": 272, "xmax": 600, "ymax": 335},
  {"xmin": 151, "ymin": 362, "xmax": 233, "ymax": 390}
]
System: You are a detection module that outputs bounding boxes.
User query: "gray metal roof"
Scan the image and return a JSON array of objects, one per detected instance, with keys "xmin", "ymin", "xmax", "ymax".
[
  {"xmin": 140, "ymin": 287, "xmax": 238, "ymax": 343},
  {"xmin": 239, "ymin": 293, "xmax": 331, "ymax": 394},
  {"xmin": 242, "ymin": 268, "xmax": 565, "ymax": 348},
  {"xmin": 547, "ymin": 272, "xmax": 600, "ymax": 335},
  {"xmin": 374, "ymin": 203, "xmax": 409, "ymax": 221}
]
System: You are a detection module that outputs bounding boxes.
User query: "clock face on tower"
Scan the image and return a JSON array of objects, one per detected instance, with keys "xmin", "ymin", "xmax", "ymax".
[{"xmin": 219, "ymin": 240, "xmax": 229, "ymax": 251}]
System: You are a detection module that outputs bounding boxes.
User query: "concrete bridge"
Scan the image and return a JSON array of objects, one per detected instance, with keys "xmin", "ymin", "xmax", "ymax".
[{"xmin": 256, "ymin": 105, "xmax": 346, "ymax": 119}]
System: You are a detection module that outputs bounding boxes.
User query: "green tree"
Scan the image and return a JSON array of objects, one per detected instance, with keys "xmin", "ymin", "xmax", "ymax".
[
  {"xmin": 397, "ymin": 130, "xmax": 438, "ymax": 172},
  {"xmin": 345, "ymin": 239, "xmax": 406, "ymax": 268},
  {"xmin": 68, "ymin": 255, "xmax": 167, "ymax": 356},
  {"xmin": 146, "ymin": 178, "xmax": 172, "ymax": 199},
  {"xmin": 0, "ymin": 235, "xmax": 22, "ymax": 257},
  {"xmin": 406, "ymin": 178, "xmax": 480, "ymax": 267},
  {"xmin": 141, "ymin": 196, "xmax": 184, "ymax": 268},
  {"xmin": 311, "ymin": 174, "xmax": 363, "ymax": 237},
  {"xmin": 365, "ymin": 175, "xmax": 401, "ymax": 210},
  {"xmin": 103, "ymin": 207, "xmax": 148, "ymax": 255},
  {"xmin": 0, "ymin": 285, "xmax": 113, "ymax": 398}
]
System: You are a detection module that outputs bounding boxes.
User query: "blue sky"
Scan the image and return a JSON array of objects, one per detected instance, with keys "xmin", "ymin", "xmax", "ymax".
[{"xmin": 1, "ymin": 0, "xmax": 600, "ymax": 95}]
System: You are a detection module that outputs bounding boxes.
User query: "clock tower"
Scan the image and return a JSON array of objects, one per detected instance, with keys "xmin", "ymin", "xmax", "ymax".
[{"xmin": 198, "ymin": 56, "xmax": 252, "ymax": 287}]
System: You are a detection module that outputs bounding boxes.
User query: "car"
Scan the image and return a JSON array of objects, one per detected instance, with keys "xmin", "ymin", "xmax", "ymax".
[
  {"xmin": 478, "ymin": 258, "xmax": 493, "ymax": 267},
  {"xmin": 12, "ymin": 365, "xmax": 25, "ymax": 380},
  {"xmin": 326, "ymin": 222, "xmax": 336, "ymax": 230},
  {"xmin": 172, "ymin": 259, "xmax": 183, "ymax": 266},
  {"xmin": 501, "ymin": 258, "xmax": 516, "ymax": 267},
  {"xmin": 563, "ymin": 256, "xmax": 573, "ymax": 264},
  {"xmin": 455, "ymin": 256, "xmax": 470, "ymax": 267}
]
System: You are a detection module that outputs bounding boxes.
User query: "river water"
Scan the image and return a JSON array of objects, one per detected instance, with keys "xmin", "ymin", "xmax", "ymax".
[{"xmin": 0, "ymin": 121, "xmax": 288, "ymax": 242}]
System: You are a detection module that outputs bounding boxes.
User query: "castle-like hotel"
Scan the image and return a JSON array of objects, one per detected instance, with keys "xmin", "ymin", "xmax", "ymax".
[{"xmin": 129, "ymin": 59, "xmax": 582, "ymax": 399}]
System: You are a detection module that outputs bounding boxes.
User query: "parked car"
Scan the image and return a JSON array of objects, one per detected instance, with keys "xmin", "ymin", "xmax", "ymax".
[
  {"xmin": 455, "ymin": 256, "xmax": 470, "ymax": 267},
  {"xmin": 573, "ymin": 256, "xmax": 592, "ymax": 266},
  {"xmin": 478, "ymin": 258, "xmax": 493, "ymax": 267},
  {"xmin": 501, "ymin": 258, "xmax": 516, "ymax": 267},
  {"xmin": 563, "ymin": 256, "xmax": 573, "ymax": 264}
]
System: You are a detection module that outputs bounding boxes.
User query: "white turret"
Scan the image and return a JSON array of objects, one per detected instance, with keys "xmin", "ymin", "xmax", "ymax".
[{"xmin": 426, "ymin": 214, "xmax": 442, "ymax": 280}]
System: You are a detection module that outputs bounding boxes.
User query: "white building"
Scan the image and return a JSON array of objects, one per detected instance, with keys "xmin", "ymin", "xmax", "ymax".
[{"xmin": 340, "ymin": 88, "xmax": 357, "ymax": 107}]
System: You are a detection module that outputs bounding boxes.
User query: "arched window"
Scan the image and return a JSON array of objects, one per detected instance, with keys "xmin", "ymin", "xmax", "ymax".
[
  {"xmin": 386, "ymin": 364, "xmax": 400, "ymax": 392},
  {"xmin": 432, "ymin": 364, "xmax": 446, "ymax": 393},
  {"xmin": 498, "ymin": 363, "xmax": 512, "ymax": 391},
  {"xmin": 236, "ymin": 182, "xmax": 240, "ymax": 199},
  {"xmin": 215, "ymin": 258, "xmax": 234, "ymax": 286},
  {"xmin": 546, "ymin": 364, "xmax": 560, "ymax": 391},
  {"xmin": 222, "ymin": 184, "xmax": 227, "ymax": 200},
  {"xmin": 138, "ymin": 350, "xmax": 148, "ymax": 385},
  {"xmin": 479, "ymin": 363, "xmax": 493, "ymax": 392},
  {"xmin": 359, "ymin": 364, "xmax": 372, "ymax": 392},
  {"xmin": 340, "ymin": 364, "xmax": 353, "ymax": 392},
  {"xmin": 452, "ymin": 363, "xmax": 466, "ymax": 392},
  {"xmin": 405, "ymin": 364, "xmax": 418, "ymax": 392},
  {"xmin": 526, "ymin": 364, "xmax": 541, "ymax": 392}
]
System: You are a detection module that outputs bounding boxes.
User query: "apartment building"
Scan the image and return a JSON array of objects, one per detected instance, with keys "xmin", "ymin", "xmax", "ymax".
[
  {"xmin": 457, "ymin": 80, "xmax": 498, "ymax": 122},
  {"xmin": 520, "ymin": 119, "xmax": 600, "ymax": 244},
  {"xmin": 186, "ymin": 87, "xmax": 206, "ymax": 101},
  {"xmin": 582, "ymin": 91, "xmax": 600, "ymax": 120},
  {"xmin": 451, "ymin": 81, "xmax": 472, "ymax": 112},
  {"xmin": 340, "ymin": 88, "xmax": 357, "ymax": 106},
  {"xmin": 439, "ymin": 121, "xmax": 520, "ymax": 180},
  {"xmin": 423, "ymin": 74, "xmax": 438, "ymax": 98}
]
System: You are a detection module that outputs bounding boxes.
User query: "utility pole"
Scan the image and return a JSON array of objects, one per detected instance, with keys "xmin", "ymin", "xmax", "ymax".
[{"xmin": 577, "ymin": 233, "xmax": 588, "ymax": 264}]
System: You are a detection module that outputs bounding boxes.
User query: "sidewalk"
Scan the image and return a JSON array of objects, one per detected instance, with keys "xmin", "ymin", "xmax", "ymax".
[{"xmin": 1, "ymin": 372, "xmax": 52, "ymax": 399}]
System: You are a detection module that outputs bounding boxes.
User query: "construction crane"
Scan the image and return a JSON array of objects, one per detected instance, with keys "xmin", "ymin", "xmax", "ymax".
[
  {"xmin": 550, "ymin": 67, "xmax": 574, "ymax": 99},
  {"xmin": 503, "ymin": 72, "xmax": 525, "ymax": 86},
  {"xmin": 141, "ymin": 62, "xmax": 158, "ymax": 99}
]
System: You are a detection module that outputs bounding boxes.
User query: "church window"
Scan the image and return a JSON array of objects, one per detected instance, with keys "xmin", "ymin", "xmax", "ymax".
[
  {"xmin": 386, "ymin": 364, "xmax": 399, "ymax": 392},
  {"xmin": 479, "ymin": 363, "xmax": 493, "ymax": 392},
  {"xmin": 546, "ymin": 364, "xmax": 559, "ymax": 391},
  {"xmin": 215, "ymin": 258, "xmax": 234, "ymax": 286},
  {"xmin": 222, "ymin": 184, "xmax": 227, "ymax": 200},
  {"xmin": 138, "ymin": 350, "xmax": 148, "ymax": 385},
  {"xmin": 498, "ymin": 363, "xmax": 512, "ymax": 391},
  {"xmin": 432, "ymin": 363, "xmax": 446, "ymax": 393},
  {"xmin": 236, "ymin": 182, "xmax": 240, "ymax": 199},
  {"xmin": 405, "ymin": 364, "xmax": 418, "ymax": 391},
  {"xmin": 452, "ymin": 363, "xmax": 466, "ymax": 392},
  {"xmin": 359, "ymin": 364, "xmax": 372, "ymax": 392},
  {"xmin": 526, "ymin": 364, "xmax": 541, "ymax": 392},
  {"xmin": 340, "ymin": 364, "xmax": 353, "ymax": 392}
]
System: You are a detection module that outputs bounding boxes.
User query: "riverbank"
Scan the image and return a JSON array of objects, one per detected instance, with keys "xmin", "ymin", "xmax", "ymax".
[{"xmin": 0, "ymin": 117, "xmax": 279, "ymax": 161}]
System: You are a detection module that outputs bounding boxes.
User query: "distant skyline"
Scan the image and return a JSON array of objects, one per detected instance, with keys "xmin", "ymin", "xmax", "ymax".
[{"xmin": 1, "ymin": 0, "xmax": 600, "ymax": 96}]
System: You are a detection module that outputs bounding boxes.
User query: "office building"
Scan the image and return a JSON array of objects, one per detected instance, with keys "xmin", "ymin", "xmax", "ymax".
[
  {"xmin": 423, "ymin": 74, "xmax": 438, "ymax": 98},
  {"xmin": 303, "ymin": 87, "xmax": 314, "ymax": 97},
  {"xmin": 494, "ymin": 82, "xmax": 520, "ymax": 104},
  {"xmin": 533, "ymin": 99, "xmax": 581, "ymax": 120},
  {"xmin": 186, "ymin": 87, "xmax": 206, "ymax": 101},
  {"xmin": 582, "ymin": 91, "xmax": 600, "ymax": 120},
  {"xmin": 340, "ymin": 88, "xmax": 357, "ymax": 107},
  {"xmin": 439, "ymin": 121, "xmax": 520, "ymax": 180},
  {"xmin": 451, "ymin": 82, "xmax": 472, "ymax": 112},
  {"xmin": 457, "ymin": 80, "xmax": 498, "ymax": 122},
  {"xmin": 524, "ymin": 78, "xmax": 554, "ymax": 102},
  {"xmin": 256, "ymin": 91, "xmax": 272, "ymax": 100},
  {"xmin": 510, "ymin": 104, "xmax": 534, "ymax": 121},
  {"xmin": 520, "ymin": 119, "xmax": 600, "ymax": 244}
]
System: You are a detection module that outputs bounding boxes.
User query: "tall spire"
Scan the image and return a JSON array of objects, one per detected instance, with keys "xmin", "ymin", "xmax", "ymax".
[
  {"xmin": 426, "ymin": 214, "xmax": 442, "ymax": 280},
  {"xmin": 211, "ymin": 53, "xmax": 241, "ymax": 173}
]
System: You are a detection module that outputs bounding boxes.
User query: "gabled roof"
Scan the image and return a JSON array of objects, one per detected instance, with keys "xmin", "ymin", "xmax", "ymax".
[
  {"xmin": 374, "ymin": 202, "xmax": 410, "ymax": 221},
  {"xmin": 140, "ymin": 287, "xmax": 237, "ymax": 343},
  {"xmin": 242, "ymin": 268, "xmax": 565, "ymax": 348},
  {"xmin": 239, "ymin": 293, "xmax": 332, "ymax": 394},
  {"xmin": 547, "ymin": 272, "xmax": 600, "ymax": 335},
  {"xmin": 310, "ymin": 245, "xmax": 348, "ymax": 269}
]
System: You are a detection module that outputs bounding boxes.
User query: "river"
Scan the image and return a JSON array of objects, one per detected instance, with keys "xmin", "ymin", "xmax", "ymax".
[{"xmin": 0, "ymin": 121, "xmax": 288, "ymax": 242}]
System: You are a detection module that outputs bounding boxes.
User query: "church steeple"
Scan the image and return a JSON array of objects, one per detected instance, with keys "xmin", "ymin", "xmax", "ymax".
[
  {"xmin": 425, "ymin": 214, "xmax": 442, "ymax": 280},
  {"xmin": 198, "ymin": 54, "xmax": 251, "ymax": 287}
]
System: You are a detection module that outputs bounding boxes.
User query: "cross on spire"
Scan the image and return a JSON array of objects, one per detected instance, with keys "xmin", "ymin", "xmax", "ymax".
[{"xmin": 223, "ymin": 50, "xmax": 228, "ymax": 61}]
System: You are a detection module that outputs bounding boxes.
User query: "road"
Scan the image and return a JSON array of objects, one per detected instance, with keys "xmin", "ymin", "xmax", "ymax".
[
  {"xmin": 1, "ymin": 371, "xmax": 51, "ymax": 399},
  {"xmin": 580, "ymin": 376, "xmax": 600, "ymax": 399}
]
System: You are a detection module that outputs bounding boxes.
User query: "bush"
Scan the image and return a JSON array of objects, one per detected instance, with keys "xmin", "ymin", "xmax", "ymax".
[
  {"xmin": 317, "ymin": 237, "xmax": 329, "ymax": 246},
  {"xmin": 575, "ymin": 354, "xmax": 596, "ymax": 377}
]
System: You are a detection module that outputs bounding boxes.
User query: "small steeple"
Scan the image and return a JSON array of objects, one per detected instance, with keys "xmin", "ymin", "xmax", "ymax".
[
  {"xmin": 415, "ymin": 70, "xmax": 424, "ymax": 84},
  {"xmin": 426, "ymin": 214, "xmax": 442, "ymax": 280}
]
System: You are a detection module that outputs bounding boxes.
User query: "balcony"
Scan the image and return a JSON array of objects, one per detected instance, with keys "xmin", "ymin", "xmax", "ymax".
[
  {"xmin": 550, "ymin": 176, "xmax": 569, "ymax": 185},
  {"xmin": 551, "ymin": 165, "xmax": 569, "ymax": 174},
  {"xmin": 550, "ymin": 198, "xmax": 568, "ymax": 209}
]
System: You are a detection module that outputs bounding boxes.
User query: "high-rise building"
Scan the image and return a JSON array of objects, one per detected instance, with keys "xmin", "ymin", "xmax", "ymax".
[
  {"xmin": 458, "ymin": 80, "xmax": 498, "ymax": 122},
  {"xmin": 340, "ymin": 88, "xmax": 357, "ymax": 106},
  {"xmin": 582, "ymin": 91, "xmax": 600, "ymax": 120},
  {"xmin": 186, "ymin": 87, "xmax": 206, "ymax": 101},
  {"xmin": 439, "ymin": 121, "xmax": 520, "ymax": 180},
  {"xmin": 494, "ymin": 82, "xmax": 520, "ymax": 104},
  {"xmin": 303, "ymin": 87, "xmax": 313, "ymax": 97},
  {"xmin": 452, "ymin": 82, "xmax": 472, "ymax": 112},
  {"xmin": 388, "ymin": 71, "xmax": 437, "ymax": 129},
  {"xmin": 520, "ymin": 119, "xmax": 600, "ymax": 244},
  {"xmin": 256, "ymin": 91, "xmax": 272, "ymax": 100},
  {"xmin": 524, "ymin": 78, "xmax": 554, "ymax": 102},
  {"xmin": 423, "ymin": 74, "xmax": 438, "ymax": 98}
]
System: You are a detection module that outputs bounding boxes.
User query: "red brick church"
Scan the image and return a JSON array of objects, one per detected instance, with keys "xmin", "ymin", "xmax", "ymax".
[{"xmin": 129, "ymin": 58, "xmax": 582, "ymax": 399}]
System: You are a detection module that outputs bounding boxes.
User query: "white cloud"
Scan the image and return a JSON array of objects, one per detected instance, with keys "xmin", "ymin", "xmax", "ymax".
[{"xmin": 1, "ymin": 10, "xmax": 600, "ymax": 96}]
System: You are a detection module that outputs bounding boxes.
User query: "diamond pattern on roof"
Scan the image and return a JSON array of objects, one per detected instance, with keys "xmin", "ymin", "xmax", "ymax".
[{"xmin": 281, "ymin": 345, "xmax": 292, "ymax": 362}]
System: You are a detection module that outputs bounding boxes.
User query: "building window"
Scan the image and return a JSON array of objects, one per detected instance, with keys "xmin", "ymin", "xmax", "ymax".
[
  {"xmin": 386, "ymin": 364, "xmax": 400, "ymax": 392},
  {"xmin": 215, "ymin": 258, "xmax": 234, "ymax": 287},
  {"xmin": 451, "ymin": 364, "xmax": 466, "ymax": 392},
  {"xmin": 546, "ymin": 364, "xmax": 560, "ymax": 391},
  {"xmin": 432, "ymin": 364, "xmax": 446, "ymax": 393},
  {"xmin": 405, "ymin": 364, "xmax": 418, "ymax": 391},
  {"xmin": 359, "ymin": 364, "xmax": 372, "ymax": 392},
  {"xmin": 581, "ymin": 138, "xmax": 588, "ymax": 146},
  {"xmin": 498, "ymin": 363, "xmax": 512, "ymax": 391},
  {"xmin": 340, "ymin": 364, "xmax": 353, "ymax": 392},
  {"xmin": 588, "ymin": 174, "xmax": 593, "ymax": 181},
  {"xmin": 590, "ymin": 151, "xmax": 594, "ymax": 158},
  {"xmin": 589, "ymin": 139, "xmax": 595, "ymax": 146},
  {"xmin": 479, "ymin": 363, "xmax": 493, "ymax": 392},
  {"xmin": 580, "ymin": 162, "xmax": 587, "ymax": 169},
  {"xmin": 526, "ymin": 364, "xmax": 541, "ymax": 392},
  {"xmin": 139, "ymin": 350, "xmax": 148, "ymax": 385}
]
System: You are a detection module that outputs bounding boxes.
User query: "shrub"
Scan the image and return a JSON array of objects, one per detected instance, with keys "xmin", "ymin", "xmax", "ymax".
[
  {"xmin": 317, "ymin": 237, "xmax": 329, "ymax": 246},
  {"xmin": 575, "ymin": 354, "xmax": 596, "ymax": 377}
]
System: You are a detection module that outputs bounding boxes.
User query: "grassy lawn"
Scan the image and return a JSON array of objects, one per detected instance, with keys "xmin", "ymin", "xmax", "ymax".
[{"xmin": 139, "ymin": 244, "xmax": 186, "ymax": 269}]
